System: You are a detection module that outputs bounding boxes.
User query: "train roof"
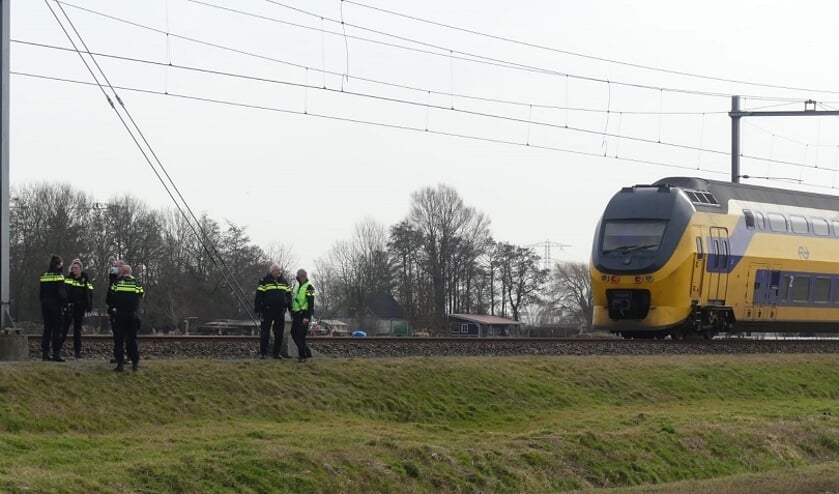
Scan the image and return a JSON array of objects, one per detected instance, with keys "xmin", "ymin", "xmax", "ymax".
[{"xmin": 651, "ymin": 176, "xmax": 839, "ymax": 213}]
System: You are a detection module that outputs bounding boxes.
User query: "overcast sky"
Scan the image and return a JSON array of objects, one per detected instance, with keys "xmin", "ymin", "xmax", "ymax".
[{"xmin": 12, "ymin": 0, "xmax": 839, "ymax": 272}]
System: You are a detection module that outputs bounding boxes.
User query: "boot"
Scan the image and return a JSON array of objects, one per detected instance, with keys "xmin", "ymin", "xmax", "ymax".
[
  {"xmin": 52, "ymin": 353, "xmax": 66, "ymax": 363},
  {"xmin": 42, "ymin": 351, "xmax": 50, "ymax": 361},
  {"xmin": 131, "ymin": 361, "xmax": 139, "ymax": 372},
  {"xmin": 114, "ymin": 362, "xmax": 124, "ymax": 372}
]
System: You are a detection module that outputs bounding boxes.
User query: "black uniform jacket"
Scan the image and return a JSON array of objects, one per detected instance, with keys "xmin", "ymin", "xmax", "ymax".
[
  {"xmin": 254, "ymin": 273, "xmax": 292, "ymax": 315},
  {"xmin": 107, "ymin": 276, "xmax": 144, "ymax": 315},
  {"xmin": 64, "ymin": 271, "xmax": 93, "ymax": 311},
  {"xmin": 40, "ymin": 268, "xmax": 67, "ymax": 308}
]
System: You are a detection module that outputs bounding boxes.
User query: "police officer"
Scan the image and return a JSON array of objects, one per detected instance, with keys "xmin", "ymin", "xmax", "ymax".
[
  {"xmin": 254, "ymin": 263, "xmax": 291, "ymax": 359},
  {"xmin": 39, "ymin": 255, "xmax": 67, "ymax": 362},
  {"xmin": 61, "ymin": 259, "xmax": 93, "ymax": 359},
  {"xmin": 291, "ymin": 268, "xmax": 315, "ymax": 362},
  {"xmin": 107, "ymin": 264, "xmax": 144, "ymax": 372},
  {"xmin": 107, "ymin": 259, "xmax": 125, "ymax": 363}
]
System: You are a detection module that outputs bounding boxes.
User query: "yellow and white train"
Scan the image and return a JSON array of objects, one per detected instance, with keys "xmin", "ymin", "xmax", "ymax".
[{"xmin": 590, "ymin": 177, "xmax": 839, "ymax": 338}]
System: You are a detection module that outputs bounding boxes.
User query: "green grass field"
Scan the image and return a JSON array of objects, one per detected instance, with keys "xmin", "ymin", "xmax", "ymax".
[{"xmin": 0, "ymin": 354, "xmax": 837, "ymax": 493}]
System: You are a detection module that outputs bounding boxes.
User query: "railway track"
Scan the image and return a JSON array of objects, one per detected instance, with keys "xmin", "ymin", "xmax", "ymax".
[{"xmin": 24, "ymin": 334, "xmax": 839, "ymax": 360}]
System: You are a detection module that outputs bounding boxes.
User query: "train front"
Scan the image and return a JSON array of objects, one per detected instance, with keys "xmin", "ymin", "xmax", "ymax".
[{"xmin": 590, "ymin": 183, "xmax": 696, "ymax": 337}]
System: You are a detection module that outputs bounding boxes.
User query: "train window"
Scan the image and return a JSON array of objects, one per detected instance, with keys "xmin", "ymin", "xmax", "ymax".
[
  {"xmin": 755, "ymin": 212, "xmax": 765, "ymax": 229},
  {"xmin": 790, "ymin": 215, "xmax": 809, "ymax": 234},
  {"xmin": 814, "ymin": 277, "xmax": 831, "ymax": 303},
  {"xmin": 601, "ymin": 221, "xmax": 666, "ymax": 253},
  {"xmin": 812, "ymin": 218, "xmax": 829, "ymax": 236},
  {"xmin": 833, "ymin": 221, "xmax": 839, "ymax": 236},
  {"xmin": 721, "ymin": 240, "xmax": 729, "ymax": 268},
  {"xmin": 684, "ymin": 190, "xmax": 720, "ymax": 207},
  {"xmin": 712, "ymin": 240, "xmax": 720, "ymax": 268},
  {"xmin": 791, "ymin": 276, "xmax": 810, "ymax": 303},
  {"xmin": 782, "ymin": 275, "xmax": 793, "ymax": 301},
  {"xmin": 695, "ymin": 237, "xmax": 704, "ymax": 259},
  {"xmin": 768, "ymin": 213, "xmax": 788, "ymax": 232},
  {"xmin": 743, "ymin": 209, "xmax": 755, "ymax": 229}
]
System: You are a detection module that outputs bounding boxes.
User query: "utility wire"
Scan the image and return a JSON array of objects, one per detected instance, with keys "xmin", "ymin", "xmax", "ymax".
[
  {"xmin": 20, "ymin": 67, "xmax": 839, "ymax": 188},
  {"xmin": 62, "ymin": 0, "xmax": 805, "ymax": 103},
  {"xmin": 341, "ymin": 0, "xmax": 839, "ymax": 97},
  {"xmin": 45, "ymin": 1, "xmax": 260, "ymax": 325},
  {"xmin": 35, "ymin": 4, "xmax": 839, "ymax": 193},
  {"xmin": 18, "ymin": 40, "xmax": 743, "ymax": 163},
  {"xmin": 14, "ymin": 38, "xmax": 725, "ymax": 117},
  {"xmin": 745, "ymin": 120, "xmax": 839, "ymax": 148},
  {"xmin": 18, "ymin": 38, "xmax": 826, "ymax": 172},
  {"xmin": 13, "ymin": 69, "xmax": 732, "ymax": 177},
  {"xmin": 23, "ymin": 29, "xmax": 834, "ymax": 176}
]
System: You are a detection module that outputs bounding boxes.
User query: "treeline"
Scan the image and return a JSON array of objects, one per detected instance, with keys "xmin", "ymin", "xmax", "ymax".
[
  {"xmin": 313, "ymin": 184, "xmax": 592, "ymax": 332},
  {"xmin": 10, "ymin": 183, "xmax": 591, "ymax": 333},
  {"xmin": 9, "ymin": 183, "xmax": 285, "ymax": 331}
]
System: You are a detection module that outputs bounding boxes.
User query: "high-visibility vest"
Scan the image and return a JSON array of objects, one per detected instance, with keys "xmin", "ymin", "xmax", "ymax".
[{"xmin": 292, "ymin": 281, "xmax": 313, "ymax": 312}]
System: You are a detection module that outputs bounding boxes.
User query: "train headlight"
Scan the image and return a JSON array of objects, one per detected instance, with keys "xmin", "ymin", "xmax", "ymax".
[{"xmin": 611, "ymin": 275, "xmax": 620, "ymax": 284}]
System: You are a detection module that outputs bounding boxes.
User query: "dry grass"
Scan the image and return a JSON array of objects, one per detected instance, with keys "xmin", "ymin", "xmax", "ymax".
[{"xmin": 0, "ymin": 354, "xmax": 836, "ymax": 492}]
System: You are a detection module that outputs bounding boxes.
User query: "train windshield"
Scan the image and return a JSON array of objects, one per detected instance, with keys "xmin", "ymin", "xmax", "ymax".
[{"xmin": 601, "ymin": 221, "xmax": 666, "ymax": 254}]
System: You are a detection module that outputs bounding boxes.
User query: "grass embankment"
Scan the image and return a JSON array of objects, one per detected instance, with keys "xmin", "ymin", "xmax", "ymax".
[{"xmin": 0, "ymin": 355, "xmax": 837, "ymax": 493}]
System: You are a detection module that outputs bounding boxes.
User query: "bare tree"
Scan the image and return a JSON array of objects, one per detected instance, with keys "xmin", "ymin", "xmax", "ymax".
[
  {"xmin": 10, "ymin": 183, "xmax": 270, "ymax": 332},
  {"xmin": 9, "ymin": 183, "xmax": 95, "ymax": 322},
  {"xmin": 497, "ymin": 242, "xmax": 548, "ymax": 322},
  {"xmin": 318, "ymin": 219, "xmax": 393, "ymax": 328},
  {"xmin": 404, "ymin": 184, "xmax": 491, "ymax": 328},
  {"xmin": 263, "ymin": 241, "xmax": 297, "ymax": 274},
  {"xmin": 550, "ymin": 261, "xmax": 594, "ymax": 331}
]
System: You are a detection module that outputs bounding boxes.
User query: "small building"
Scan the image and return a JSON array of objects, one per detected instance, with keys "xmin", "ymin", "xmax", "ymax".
[
  {"xmin": 448, "ymin": 314, "xmax": 523, "ymax": 338},
  {"xmin": 364, "ymin": 293, "xmax": 407, "ymax": 335},
  {"xmin": 332, "ymin": 293, "xmax": 408, "ymax": 336}
]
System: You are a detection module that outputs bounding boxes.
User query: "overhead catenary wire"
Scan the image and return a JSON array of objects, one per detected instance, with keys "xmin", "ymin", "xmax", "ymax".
[
  {"xmin": 15, "ymin": 36, "xmax": 723, "ymax": 118},
  {"xmin": 14, "ymin": 40, "xmax": 746, "ymax": 163},
  {"xmin": 62, "ymin": 0, "xmax": 814, "ymax": 103},
  {"xmin": 22, "ymin": 68, "xmax": 839, "ymax": 190},
  {"xmin": 16, "ymin": 39, "xmax": 828, "ymax": 173},
  {"xmin": 12, "ymin": 69, "xmax": 732, "ymax": 177},
  {"xmin": 40, "ymin": 2, "xmax": 839, "ymax": 192},
  {"xmin": 44, "ymin": 1, "xmax": 261, "ymax": 325},
  {"xmin": 340, "ymin": 0, "xmax": 839, "ymax": 97}
]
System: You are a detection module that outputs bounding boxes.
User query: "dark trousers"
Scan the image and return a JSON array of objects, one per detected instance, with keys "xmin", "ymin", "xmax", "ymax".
[
  {"xmin": 41, "ymin": 304, "xmax": 63, "ymax": 357},
  {"xmin": 113, "ymin": 314, "xmax": 140, "ymax": 365},
  {"xmin": 291, "ymin": 312, "xmax": 312, "ymax": 359},
  {"xmin": 61, "ymin": 305, "xmax": 85, "ymax": 355},
  {"xmin": 259, "ymin": 312, "xmax": 285, "ymax": 356}
]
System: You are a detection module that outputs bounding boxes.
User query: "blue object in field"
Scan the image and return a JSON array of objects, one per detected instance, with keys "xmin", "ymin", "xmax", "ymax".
[{"xmin": 352, "ymin": 330, "xmax": 367, "ymax": 338}]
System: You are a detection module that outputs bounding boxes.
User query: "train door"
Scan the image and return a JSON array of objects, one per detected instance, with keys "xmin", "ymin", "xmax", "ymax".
[
  {"xmin": 708, "ymin": 227, "xmax": 730, "ymax": 303},
  {"xmin": 745, "ymin": 265, "xmax": 769, "ymax": 320},
  {"xmin": 690, "ymin": 226, "xmax": 705, "ymax": 300},
  {"xmin": 766, "ymin": 269, "xmax": 781, "ymax": 321}
]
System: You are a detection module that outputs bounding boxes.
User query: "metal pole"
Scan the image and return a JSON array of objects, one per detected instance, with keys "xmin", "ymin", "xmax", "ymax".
[
  {"xmin": 0, "ymin": 0, "xmax": 10, "ymax": 328},
  {"xmin": 731, "ymin": 95, "xmax": 741, "ymax": 184}
]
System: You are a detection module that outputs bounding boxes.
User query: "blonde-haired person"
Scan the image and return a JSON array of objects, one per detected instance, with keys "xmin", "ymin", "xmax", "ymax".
[{"xmin": 61, "ymin": 259, "xmax": 93, "ymax": 359}]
